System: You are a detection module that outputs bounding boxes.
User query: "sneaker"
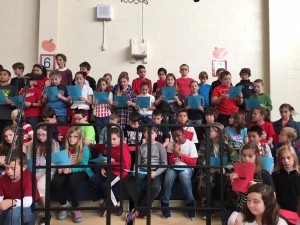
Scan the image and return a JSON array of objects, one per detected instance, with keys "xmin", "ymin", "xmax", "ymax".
[
  {"xmin": 72, "ymin": 210, "xmax": 83, "ymax": 223},
  {"xmin": 202, "ymin": 213, "xmax": 214, "ymax": 220},
  {"xmin": 186, "ymin": 202, "xmax": 196, "ymax": 220},
  {"xmin": 57, "ymin": 202, "xmax": 70, "ymax": 220},
  {"xmin": 161, "ymin": 202, "xmax": 171, "ymax": 219},
  {"xmin": 126, "ymin": 208, "xmax": 139, "ymax": 223},
  {"xmin": 115, "ymin": 207, "xmax": 123, "ymax": 216}
]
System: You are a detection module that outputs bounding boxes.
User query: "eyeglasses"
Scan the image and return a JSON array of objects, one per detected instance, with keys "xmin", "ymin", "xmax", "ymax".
[
  {"xmin": 68, "ymin": 135, "xmax": 79, "ymax": 139},
  {"xmin": 73, "ymin": 117, "xmax": 83, "ymax": 121},
  {"xmin": 37, "ymin": 133, "xmax": 47, "ymax": 137}
]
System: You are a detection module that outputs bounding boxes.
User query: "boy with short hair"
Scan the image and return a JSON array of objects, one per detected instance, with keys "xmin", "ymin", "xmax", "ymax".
[
  {"xmin": 247, "ymin": 125, "xmax": 272, "ymax": 157},
  {"xmin": 176, "ymin": 64, "xmax": 194, "ymax": 101},
  {"xmin": 204, "ymin": 107, "xmax": 219, "ymax": 124},
  {"xmin": 176, "ymin": 109, "xmax": 198, "ymax": 144},
  {"xmin": 161, "ymin": 126, "xmax": 198, "ymax": 220},
  {"xmin": 209, "ymin": 67, "xmax": 225, "ymax": 102},
  {"xmin": 124, "ymin": 111, "xmax": 143, "ymax": 170},
  {"xmin": 79, "ymin": 61, "xmax": 96, "ymax": 91},
  {"xmin": 99, "ymin": 113, "xmax": 121, "ymax": 145},
  {"xmin": 43, "ymin": 70, "xmax": 71, "ymax": 123},
  {"xmin": 132, "ymin": 65, "xmax": 152, "ymax": 95},
  {"xmin": 0, "ymin": 69, "xmax": 17, "ymax": 136},
  {"xmin": 11, "ymin": 62, "xmax": 25, "ymax": 92},
  {"xmin": 249, "ymin": 79, "xmax": 272, "ymax": 111},
  {"xmin": 125, "ymin": 127, "xmax": 167, "ymax": 221},
  {"xmin": 272, "ymin": 127, "xmax": 300, "ymax": 164},
  {"xmin": 0, "ymin": 152, "xmax": 39, "ymax": 225},
  {"xmin": 73, "ymin": 109, "xmax": 96, "ymax": 146},
  {"xmin": 198, "ymin": 71, "xmax": 211, "ymax": 109},
  {"xmin": 151, "ymin": 109, "xmax": 170, "ymax": 148}
]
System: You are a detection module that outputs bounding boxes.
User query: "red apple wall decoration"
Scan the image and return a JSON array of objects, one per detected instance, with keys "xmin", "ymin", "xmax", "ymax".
[
  {"xmin": 213, "ymin": 47, "xmax": 227, "ymax": 59},
  {"xmin": 41, "ymin": 39, "xmax": 56, "ymax": 52}
]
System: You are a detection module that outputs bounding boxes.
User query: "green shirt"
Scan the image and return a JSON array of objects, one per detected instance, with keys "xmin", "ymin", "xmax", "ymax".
[{"xmin": 81, "ymin": 122, "xmax": 96, "ymax": 145}]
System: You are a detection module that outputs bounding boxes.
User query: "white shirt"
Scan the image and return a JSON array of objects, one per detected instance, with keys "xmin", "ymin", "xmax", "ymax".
[
  {"xmin": 236, "ymin": 213, "xmax": 288, "ymax": 225},
  {"xmin": 71, "ymin": 84, "xmax": 93, "ymax": 110}
]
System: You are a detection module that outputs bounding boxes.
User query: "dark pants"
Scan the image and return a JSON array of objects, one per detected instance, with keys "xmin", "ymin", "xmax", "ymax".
[
  {"xmin": 218, "ymin": 114, "xmax": 231, "ymax": 127},
  {"xmin": 52, "ymin": 172, "xmax": 88, "ymax": 207},
  {"xmin": 87, "ymin": 172, "xmax": 121, "ymax": 206},
  {"xmin": 125, "ymin": 173, "xmax": 164, "ymax": 215},
  {"xmin": 25, "ymin": 116, "xmax": 39, "ymax": 129}
]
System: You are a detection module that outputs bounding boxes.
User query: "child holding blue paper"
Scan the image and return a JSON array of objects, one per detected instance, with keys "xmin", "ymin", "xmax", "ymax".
[
  {"xmin": 87, "ymin": 127, "xmax": 131, "ymax": 217},
  {"xmin": 211, "ymin": 70, "xmax": 243, "ymax": 127},
  {"xmin": 198, "ymin": 71, "xmax": 211, "ymax": 109},
  {"xmin": 272, "ymin": 145, "xmax": 300, "ymax": 213},
  {"xmin": 197, "ymin": 123, "xmax": 239, "ymax": 207},
  {"xmin": 70, "ymin": 71, "xmax": 93, "ymax": 122},
  {"xmin": 135, "ymin": 81, "xmax": 155, "ymax": 124},
  {"xmin": 154, "ymin": 73, "xmax": 183, "ymax": 124},
  {"xmin": 26, "ymin": 124, "xmax": 60, "ymax": 224},
  {"xmin": 125, "ymin": 126, "xmax": 167, "ymax": 220},
  {"xmin": 93, "ymin": 77, "xmax": 113, "ymax": 140},
  {"xmin": 113, "ymin": 72, "xmax": 136, "ymax": 129},
  {"xmin": 43, "ymin": 71, "xmax": 72, "ymax": 123},
  {"xmin": 0, "ymin": 69, "xmax": 17, "ymax": 136},
  {"xmin": 16, "ymin": 80, "xmax": 42, "ymax": 128},
  {"xmin": 225, "ymin": 112, "xmax": 248, "ymax": 151},
  {"xmin": 227, "ymin": 143, "xmax": 274, "ymax": 225},
  {"xmin": 249, "ymin": 79, "xmax": 272, "ymax": 112},
  {"xmin": 185, "ymin": 80, "xmax": 204, "ymax": 140},
  {"xmin": 52, "ymin": 127, "xmax": 92, "ymax": 223}
]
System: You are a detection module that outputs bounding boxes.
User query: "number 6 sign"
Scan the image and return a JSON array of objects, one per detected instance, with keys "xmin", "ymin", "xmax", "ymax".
[{"xmin": 39, "ymin": 54, "xmax": 56, "ymax": 71}]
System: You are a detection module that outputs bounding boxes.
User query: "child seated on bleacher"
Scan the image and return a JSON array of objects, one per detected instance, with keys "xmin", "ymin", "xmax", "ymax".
[
  {"xmin": 161, "ymin": 126, "xmax": 198, "ymax": 220},
  {"xmin": 125, "ymin": 127, "xmax": 167, "ymax": 221},
  {"xmin": 99, "ymin": 113, "xmax": 121, "ymax": 145},
  {"xmin": 87, "ymin": 127, "xmax": 131, "ymax": 217},
  {"xmin": 176, "ymin": 109, "xmax": 198, "ymax": 144},
  {"xmin": 247, "ymin": 125, "xmax": 272, "ymax": 158},
  {"xmin": 151, "ymin": 109, "xmax": 170, "ymax": 148}
]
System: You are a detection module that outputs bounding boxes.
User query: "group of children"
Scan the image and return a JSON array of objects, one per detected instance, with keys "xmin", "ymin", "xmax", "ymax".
[{"xmin": 1, "ymin": 58, "xmax": 300, "ymax": 225}]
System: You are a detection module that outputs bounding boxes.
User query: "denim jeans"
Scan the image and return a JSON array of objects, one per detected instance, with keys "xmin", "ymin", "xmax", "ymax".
[
  {"xmin": 95, "ymin": 116, "xmax": 109, "ymax": 139},
  {"xmin": 161, "ymin": 168, "xmax": 194, "ymax": 204},
  {"xmin": 26, "ymin": 116, "xmax": 39, "ymax": 129},
  {"xmin": 56, "ymin": 116, "xmax": 67, "ymax": 123},
  {"xmin": 0, "ymin": 207, "xmax": 37, "ymax": 225}
]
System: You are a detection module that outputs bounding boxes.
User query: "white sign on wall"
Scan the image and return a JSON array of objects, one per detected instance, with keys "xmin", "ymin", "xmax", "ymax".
[{"xmin": 39, "ymin": 54, "xmax": 56, "ymax": 71}]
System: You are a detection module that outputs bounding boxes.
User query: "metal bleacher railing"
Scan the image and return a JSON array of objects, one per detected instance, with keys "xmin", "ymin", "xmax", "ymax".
[{"xmin": 31, "ymin": 122, "xmax": 226, "ymax": 225}]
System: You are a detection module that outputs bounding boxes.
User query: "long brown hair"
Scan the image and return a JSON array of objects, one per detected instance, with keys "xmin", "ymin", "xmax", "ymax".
[
  {"xmin": 96, "ymin": 77, "xmax": 109, "ymax": 92},
  {"xmin": 36, "ymin": 125, "xmax": 55, "ymax": 155},
  {"xmin": 240, "ymin": 143, "xmax": 263, "ymax": 175},
  {"xmin": 115, "ymin": 72, "xmax": 129, "ymax": 96},
  {"xmin": 241, "ymin": 183, "xmax": 280, "ymax": 225},
  {"xmin": 0, "ymin": 125, "xmax": 17, "ymax": 156},
  {"xmin": 65, "ymin": 127, "xmax": 85, "ymax": 164}
]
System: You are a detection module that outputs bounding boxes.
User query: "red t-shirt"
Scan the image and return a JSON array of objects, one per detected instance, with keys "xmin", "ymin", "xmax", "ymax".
[
  {"xmin": 34, "ymin": 77, "xmax": 49, "ymax": 92},
  {"xmin": 19, "ymin": 87, "xmax": 42, "ymax": 117},
  {"xmin": 212, "ymin": 85, "xmax": 239, "ymax": 115},
  {"xmin": 248, "ymin": 122, "xmax": 276, "ymax": 144},
  {"xmin": 176, "ymin": 77, "xmax": 194, "ymax": 101},
  {"xmin": 0, "ymin": 170, "xmax": 40, "ymax": 201},
  {"xmin": 132, "ymin": 77, "xmax": 152, "ymax": 95}
]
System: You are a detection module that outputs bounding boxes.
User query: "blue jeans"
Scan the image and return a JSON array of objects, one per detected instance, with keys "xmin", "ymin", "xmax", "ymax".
[
  {"xmin": 161, "ymin": 168, "xmax": 194, "ymax": 203},
  {"xmin": 95, "ymin": 116, "xmax": 109, "ymax": 139},
  {"xmin": 140, "ymin": 116, "xmax": 152, "ymax": 125},
  {"xmin": 0, "ymin": 207, "xmax": 37, "ymax": 225}
]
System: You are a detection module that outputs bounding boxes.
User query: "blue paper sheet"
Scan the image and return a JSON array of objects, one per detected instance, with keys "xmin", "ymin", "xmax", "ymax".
[
  {"xmin": 261, "ymin": 157, "xmax": 273, "ymax": 172},
  {"xmin": 114, "ymin": 96, "xmax": 128, "ymax": 108},
  {"xmin": 67, "ymin": 85, "xmax": 82, "ymax": 101},
  {"xmin": 45, "ymin": 86, "xmax": 59, "ymax": 101},
  {"xmin": 0, "ymin": 91, "xmax": 7, "ymax": 105},
  {"xmin": 245, "ymin": 98, "xmax": 260, "ymax": 110},
  {"xmin": 228, "ymin": 86, "xmax": 243, "ymax": 99},
  {"xmin": 9, "ymin": 96, "xmax": 24, "ymax": 109},
  {"xmin": 89, "ymin": 156, "xmax": 114, "ymax": 164},
  {"xmin": 136, "ymin": 96, "xmax": 150, "ymax": 108},
  {"xmin": 94, "ymin": 92, "xmax": 109, "ymax": 104},
  {"xmin": 124, "ymin": 169, "xmax": 147, "ymax": 175},
  {"xmin": 173, "ymin": 167, "xmax": 187, "ymax": 171},
  {"xmin": 210, "ymin": 156, "xmax": 228, "ymax": 166},
  {"xmin": 51, "ymin": 150, "xmax": 70, "ymax": 165},
  {"xmin": 187, "ymin": 95, "xmax": 201, "ymax": 109},
  {"xmin": 27, "ymin": 159, "xmax": 39, "ymax": 173},
  {"xmin": 162, "ymin": 87, "xmax": 176, "ymax": 101}
]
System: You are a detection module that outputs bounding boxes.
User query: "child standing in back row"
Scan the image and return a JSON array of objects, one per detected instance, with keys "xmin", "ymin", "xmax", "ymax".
[
  {"xmin": 132, "ymin": 65, "xmax": 152, "ymax": 95},
  {"xmin": 176, "ymin": 64, "xmax": 194, "ymax": 101},
  {"xmin": 56, "ymin": 53, "xmax": 73, "ymax": 86},
  {"xmin": 249, "ymin": 79, "xmax": 272, "ymax": 112},
  {"xmin": 198, "ymin": 71, "xmax": 211, "ymax": 109}
]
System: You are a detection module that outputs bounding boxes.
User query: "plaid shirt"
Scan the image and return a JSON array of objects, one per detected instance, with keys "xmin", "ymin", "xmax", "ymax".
[
  {"xmin": 93, "ymin": 92, "xmax": 113, "ymax": 118},
  {"xmin": 115, "ymin": 87, "xmax": 136, "ymax": 129}
]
